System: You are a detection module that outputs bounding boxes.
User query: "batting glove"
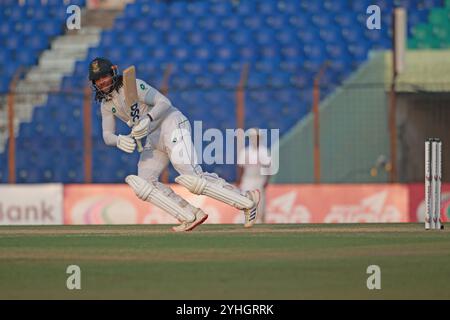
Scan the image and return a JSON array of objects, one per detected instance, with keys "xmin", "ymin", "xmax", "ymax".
[
  {"xmin": 130, "ymin": 116, "xmax": 150, "ymax": 140},
  {"xmin": 117, "ymin": 134, "xmax": 136, "ymax": 153}
]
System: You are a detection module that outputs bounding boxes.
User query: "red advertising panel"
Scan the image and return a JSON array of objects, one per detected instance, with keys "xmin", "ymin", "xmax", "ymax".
[
  {"xmin": 64, "ymin": 184, "xmax": 410, "ymax": 224},
  {"xmin": 266, "ymin": 184, "xmax": 409, "ymax": 223},
  {"xmin": 408, "ymin": 183, "xmax": 450, "ymax": 223},
  {"xmin": 64, "ymin": 184, "xmax": 240, "ymax": 225}
]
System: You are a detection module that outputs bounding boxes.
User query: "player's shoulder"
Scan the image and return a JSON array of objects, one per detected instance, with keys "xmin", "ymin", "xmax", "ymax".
[
  {"xmin": 136, "ymin": 78, "xmax": 153, "ymax": 91},
  {"xmin": 100, "ymin": 99, "xmax": 114, "ymax": 114}
]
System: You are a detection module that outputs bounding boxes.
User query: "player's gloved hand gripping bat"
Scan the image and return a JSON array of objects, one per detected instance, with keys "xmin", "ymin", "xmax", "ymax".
[{"xmin": 123, "ymin": 65, "xmax": 144, "ymax": 152}]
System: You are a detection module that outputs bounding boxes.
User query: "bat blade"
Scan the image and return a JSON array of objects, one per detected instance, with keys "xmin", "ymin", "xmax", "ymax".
[
  {"xmin": 123, "ymin": 65, "xmax": 143, "ymax": 152},
  {"xmin": 123, "ymin": 66, "xmax": 138, "ymax": 108}
]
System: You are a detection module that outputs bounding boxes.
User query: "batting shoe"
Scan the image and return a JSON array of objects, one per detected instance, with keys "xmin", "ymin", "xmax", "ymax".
[
  {"xmin": 243, "ymin": 190, "xmax": 260, "ymax": 228},
  {"xmin": 172, "ymin": 209, "xmax": 208, "ymax": 232}
]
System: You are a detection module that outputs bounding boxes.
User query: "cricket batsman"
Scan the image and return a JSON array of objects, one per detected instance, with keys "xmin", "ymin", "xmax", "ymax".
[{"xmin": 88, "ymin": 57, "xmax": 260, "ymax": 232}]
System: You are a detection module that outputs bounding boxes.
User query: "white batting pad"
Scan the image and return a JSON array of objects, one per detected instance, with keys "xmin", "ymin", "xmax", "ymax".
[
  {"xmin": 175, "ymin": 174, "xmax": 254, "ymax": 210},
  {"xmin": 125, "ymin": 175, "xmax": 195, "ymax": 222}
]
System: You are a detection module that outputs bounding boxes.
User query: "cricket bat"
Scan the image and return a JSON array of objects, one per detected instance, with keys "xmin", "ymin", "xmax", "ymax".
[{"xmin": 123, "ymin": 65, "xmax": 143, "ymax": 152}]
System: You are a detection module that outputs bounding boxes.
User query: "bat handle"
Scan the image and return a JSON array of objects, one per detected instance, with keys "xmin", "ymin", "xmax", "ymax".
[
  {"xmin": 128, "ymin": 120, "xmax": 144, "ymax": 152},
  {"xmin": 136, "ymin": 139, "xmax": 143, "ymax": 153}
]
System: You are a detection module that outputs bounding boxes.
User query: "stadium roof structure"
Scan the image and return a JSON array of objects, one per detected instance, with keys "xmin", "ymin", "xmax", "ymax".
[{"xmin": 385, "ymin": 50, "xmax": 450, "ymax": 93}]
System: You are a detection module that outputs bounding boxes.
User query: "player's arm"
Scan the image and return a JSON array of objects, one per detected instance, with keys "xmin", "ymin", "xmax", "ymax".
[
  {"xmin": 130, "ymin": 79, "xmax": 173, "ymax": 139},
  {"xmin": 101, "ymin": 104, "xmax": 136, "ymax": 153},
  {"xmin": 138, "ymin": 79, "xmax": 172, "ymax": 121}
]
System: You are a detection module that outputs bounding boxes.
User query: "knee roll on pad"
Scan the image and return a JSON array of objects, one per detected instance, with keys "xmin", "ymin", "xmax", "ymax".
[
  {"xmin": 125, "ymin": 175, "xmax": 195, "ymax": 222},
  {"xmin": 125, "ymin": 175, "xmax": 152, "ymax": 201}
]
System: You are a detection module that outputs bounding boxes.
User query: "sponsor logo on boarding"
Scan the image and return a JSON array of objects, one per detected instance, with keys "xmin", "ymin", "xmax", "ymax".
[
  {"xmin": 0, "ymin": 201, "xmax": 57, "ymax": 224},
  {"xmin": 265, "ymin": 191, "xmax": 311, "ymax": 223},
  {"xmin": 70, "ymin": 195, "xmax": 138, "ymax": 224},
  {"xmin": 0, "ymin": 185, "xmax": 63, "ymax": 225},
  {"xmin": 324, "ymin": 191, "xmax": 403, "ymax": 223},
  {"xmin": 70, "ymin": 193, "xmax": 214, "ymax": 224},
  {"xmin": 416, "ymin": 192, "xmax": 450, "ymax": 223}
]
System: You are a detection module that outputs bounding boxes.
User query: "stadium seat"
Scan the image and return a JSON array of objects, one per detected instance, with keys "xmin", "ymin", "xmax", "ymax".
[{"xmin": 3, "ymin": 0, "xmax": 441, "ymax": 183}]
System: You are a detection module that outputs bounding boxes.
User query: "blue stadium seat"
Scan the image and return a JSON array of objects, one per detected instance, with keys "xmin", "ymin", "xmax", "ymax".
[
  {"xmin": 171, "ymin": 74, "xmax": 194, "ymax": 90},
  {"xmin": 319, "ymin": 26, "xmax": 344, "ymax": 43},
  {"xmin": 187, "ymin": 32, "xmax": 207, "ymax": 46},
  {"xmin": 216, "ymin": 46, "xmax": 236, "ymax": 62},
  {"xmin": 0, "ymin": 156, "xmax": 6, "ymax": 182},
  {"xmin": 187, "ymin": 1, "xmax": 209, "ymax": 16},
  {"xmin": 27, "ymin": 34, "xmax": 49, "ymax": 51},
  {"xmin": 231, "ymin": 30, "xmax": 253, "ymax": 46},
  {"xmin": 221, "ymin": 16, "xmax": 241, "ymax": 30},
  {"xmin": 3, "ymin": 0, "xmax": 438, "ymax": 183},
  {"xmin": 139, "ymin": 32, "xmax": 163, "ymax": 46},
  {"xmin": 194, "ymin": 45, "xmax": 214, "ymax": 62},
  {"xmin": 326, "ymin": 43, "xmax": 349, "ymax": 59},
  {"xmin": 239, "ymin": 45, "xmax": 260, "ymax": 62},
  {"xmin": 129, "ymin": 46, "xmax": 149, "ymax": 62},
  {"xmin": 9, "ymin": 10, "xmax": 27, "ymax": 21},
  {"xmin": 18, "ymin": 20, "xmax": 37, "ymax": 35},
  {"xmin": 124, "ymin": 3, "xmax": 141, "ymax": 18},
  {"xmin": 168, "ymin": 1, "xmax": 188, "ymax": 16},
  {"xmin": 312, "ymin": 13, "xmax": 333, "ymax": 28},
  {"xmin": 0, "ymin": 22, "xmax": 14, "ymax": 36},
  {"xmin": 16, "ymin": 49, "xmax": 37, "ymax": 65},
  {"xmin": 269, "ymin": 72, "xmax": 290, "ymax": 88},
  {"xmin": 104, "ymin": 46, "xmax": 127, "ymax": 63},
  {"xmin": 6, "ymin": 35, "xmax": 23, "ymax": 50},
  {"xmin": 198, "ymin": 16, "xmax": 219, "ymax": 30},
  {"xmin": 256, "ymin": 29, "xmax": 276, "ymax": 45},
  {"xmin": 324, "ymin": 0, "xmax": 348, "ymax": 13},
  {"xmin": 348, "ymin": 43, "xmax": 370, "ymax": 62},
  {"xmin": 300, "ymin": 1, "xmax": 324, "ymax": 14},
  {"xmin": 247, "ymin": 72, "xmax": 269, "ymax": 87},
  {"xmin": 243, "ymin": 15, "xmax": 265, "ymax": 30},
  {"xmin": 0, "ymin": 77, "xmax": 10, "ymax": 92},
  {"xmin": 351, "ymin": 0, "xmax": 373, "ymax": 12},
  {"xmin": 218, "ymin": 72, "xmax": 239, "ymax": 88},
  {"xmin": 194, "ymin": 74, "xmax": 216, "ymax": 88},
  {"xmin": 335, "ymin": 12, "xmax": 357, "ymax": 28},
  {"xmin": 175, "ymin": 17, "xmax": 196, "ymax": 31},
  {"xmin": 119, "ymin": 32, "xmax": 139, "ymax": 47},
  {"xmin": 236, "ymin": 1, "xmax": 256, "ymax": 15},
  {"xmin": 210, "ymin": 1, "xmax": 233, "ymax": 16},
  {"xmin": 48, "ymin": 6, "xmax": 68, "ymax": 20},
  {"xmin": 101, "ymin": 30, "xmax": 116, "ymax": 47},
  {"xmin": 166, "ymin": 31, "xmax": 185, "ymax": 46},
  {"xmin": 114, "ymin": 18, "xmax": 128, "ymax": 32},
  {"xmin": 39, "ymin": 20, "xmax": 63, "ymax": 36},
  {"xmin": 341, "ymin": 27, "xmax": 365, "ymax": 43},
  {"xmin": 258, "ymin": 1, "xmax": 278, "ymax": 14}
]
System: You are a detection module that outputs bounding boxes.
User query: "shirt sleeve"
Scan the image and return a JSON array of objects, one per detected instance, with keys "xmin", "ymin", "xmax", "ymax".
[
  {"xmin": 100, "ymin": 103, "xmax": 118, "ymax": 146},
  {"xmin": 136, "ymin": 78, "xmax": 173, "ymax": 121}
]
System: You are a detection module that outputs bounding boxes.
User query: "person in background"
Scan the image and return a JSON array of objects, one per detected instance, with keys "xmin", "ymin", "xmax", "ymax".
[{"xmin": 237, "ymin": 128, "xmax": 272, "ymax": 223}]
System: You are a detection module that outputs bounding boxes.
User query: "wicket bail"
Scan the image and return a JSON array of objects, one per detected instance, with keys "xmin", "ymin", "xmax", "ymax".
[{"xmin": 425, "ymin": 138, "xmax": 443, "ymax": 230}]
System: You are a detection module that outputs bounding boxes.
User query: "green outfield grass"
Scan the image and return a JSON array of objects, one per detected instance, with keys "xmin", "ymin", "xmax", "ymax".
[{"xmin": 0, "ymin": 223, "xmax": 449, "ymax": 299}]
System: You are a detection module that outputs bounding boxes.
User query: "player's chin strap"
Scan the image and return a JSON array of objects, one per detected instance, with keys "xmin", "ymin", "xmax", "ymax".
[
  {"xmin": 126, "ymin": 175, "xmax": 195, "ymax": 222},
  {"xmin": 175, "ymin": 173, "xmax": 254, "ymax": 210}
]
